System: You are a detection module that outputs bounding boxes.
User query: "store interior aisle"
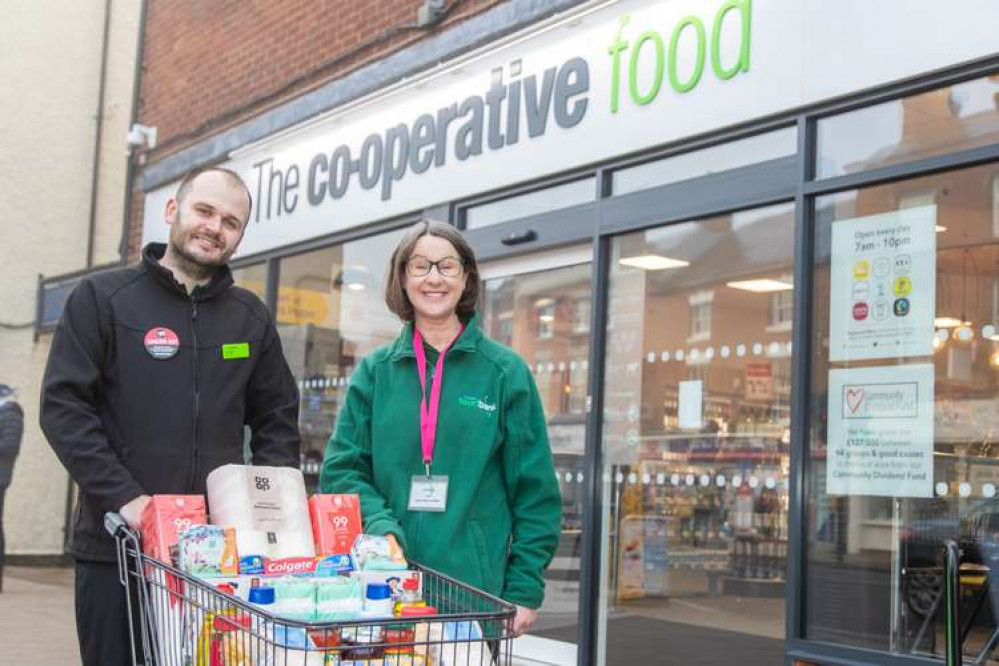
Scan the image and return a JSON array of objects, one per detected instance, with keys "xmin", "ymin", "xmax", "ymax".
[{"xmin": 0, "ymin": 566, "xmax": 80, "ymax": 665}]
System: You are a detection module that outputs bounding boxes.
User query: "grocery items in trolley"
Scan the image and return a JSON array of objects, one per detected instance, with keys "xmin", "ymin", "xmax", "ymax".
[{"xmin": 109, "ymin": 464, "xmax": 513, "ymax": 666}]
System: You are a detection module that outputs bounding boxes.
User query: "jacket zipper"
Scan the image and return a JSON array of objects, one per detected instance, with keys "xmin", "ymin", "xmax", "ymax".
[{"xmin": 188, "ymin": 298, "xmax": 201, "ymax": 491}]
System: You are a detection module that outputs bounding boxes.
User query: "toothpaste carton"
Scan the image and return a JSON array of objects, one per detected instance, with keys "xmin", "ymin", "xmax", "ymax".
[{"xmin": 240, "ymin": 554, "xmax": 354, "ymax": 577}]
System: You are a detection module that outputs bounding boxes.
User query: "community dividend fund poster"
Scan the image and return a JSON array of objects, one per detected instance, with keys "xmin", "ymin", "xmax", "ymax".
[
  {"xmin": 827, "ymin": 364, "xmax": 934, "ymax": 498},
  {"xmin": 829, "ymin": 205, "xmax": 937, "ymax": 361}
]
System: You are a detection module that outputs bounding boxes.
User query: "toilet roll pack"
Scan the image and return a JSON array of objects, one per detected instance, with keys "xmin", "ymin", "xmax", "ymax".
[{"xmin": 206, "ymin": 464, "xmax": 317, "ymax": 562}]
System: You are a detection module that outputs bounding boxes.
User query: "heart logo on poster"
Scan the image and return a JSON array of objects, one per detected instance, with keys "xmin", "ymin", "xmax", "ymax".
[{"xmin": 846, "ymin": 388, "xmax": 866, "ymax": 414}]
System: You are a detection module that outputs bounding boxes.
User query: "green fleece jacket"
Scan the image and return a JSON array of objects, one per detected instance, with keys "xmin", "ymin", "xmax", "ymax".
[{"xmin": 320, "ymin": 314, "xmax": 561, "ymax": 608}]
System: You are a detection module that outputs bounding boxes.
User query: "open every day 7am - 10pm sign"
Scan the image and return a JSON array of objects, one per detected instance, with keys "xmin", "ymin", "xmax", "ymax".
[{"xmin": 829, "ymin": 205, "xmax": 937, "ymax": 362}]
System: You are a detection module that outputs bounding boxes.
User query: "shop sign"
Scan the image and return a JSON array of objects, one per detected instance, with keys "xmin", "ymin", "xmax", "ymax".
[
  {"xmin": 239, "ymin": 281, "xmax": 330, "ymax": 326},
  {"xmin": 142, "ymin": 0, "xmax": 999, "ymax": 257},
  {"xmin": 744, "ymin": 362, "xmax": 773, "ymax": 401},
  {"xmin": 826, "ymin": 364, "xmax": 934, "ymax": 498},
  {"xmin": 828, "ymin": 205, "xmax": 936, "ymax": 361}
]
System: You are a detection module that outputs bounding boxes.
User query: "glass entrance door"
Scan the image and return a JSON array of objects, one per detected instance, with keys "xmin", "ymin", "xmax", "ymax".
[
  {"xmin": 479, "ymin": 246, "xmax": 592, "ymax": 664},
  {"xmin": 598, "ymin": 203, "xmax": 795, "ymax": 665}
]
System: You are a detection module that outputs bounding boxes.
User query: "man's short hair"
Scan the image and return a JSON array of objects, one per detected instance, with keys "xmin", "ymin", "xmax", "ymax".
[{"xmin": 175, "ymin": 166, "xmax": 253, "ymax": 222}]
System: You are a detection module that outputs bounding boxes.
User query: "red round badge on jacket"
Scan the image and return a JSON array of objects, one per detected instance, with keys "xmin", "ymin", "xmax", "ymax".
[{"xmin": 144, "ymin": 327, "xmax": 180, "ymax": 360}]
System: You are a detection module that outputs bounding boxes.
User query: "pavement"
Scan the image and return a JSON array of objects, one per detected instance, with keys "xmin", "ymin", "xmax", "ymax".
[{"xmin": 1, "ymin": 565, "xmax": 81, "ymax": 665}]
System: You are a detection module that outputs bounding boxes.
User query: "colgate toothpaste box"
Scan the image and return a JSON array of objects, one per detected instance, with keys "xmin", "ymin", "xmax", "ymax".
[
  {"xmin": 309, "ymin": 494, "xmax": 362, "ymax": 556},
  {"xmin": 240, "ymin": 554, "xmax": 354, "ymax": 577},
  {"xmin": 140, "ymin": 495, "xmax": 207, "ymax": 564}
]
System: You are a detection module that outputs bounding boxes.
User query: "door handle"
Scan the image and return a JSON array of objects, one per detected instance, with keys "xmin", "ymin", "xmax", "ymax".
[{"xmin": 501, "ymin": 229, "xmax": 538, "ymax": 246}]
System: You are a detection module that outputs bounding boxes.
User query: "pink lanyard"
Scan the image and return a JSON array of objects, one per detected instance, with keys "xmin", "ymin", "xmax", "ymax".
[{"xmin": 413, "ymin": 324, "xmax": 463, "ymax": 476}]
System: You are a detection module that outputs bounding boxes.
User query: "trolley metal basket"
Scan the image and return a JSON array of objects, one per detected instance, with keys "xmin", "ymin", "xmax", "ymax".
[{"xmin": 105, "ymin": 512, "xmax": 516, "ymax": 666}]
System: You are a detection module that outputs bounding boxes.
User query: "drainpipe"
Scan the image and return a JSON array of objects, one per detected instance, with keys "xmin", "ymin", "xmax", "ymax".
[
  {"xmin": 118, "ymin": 0, "xmax": 149, "ymax": 265},
  {"xmin": 85, "ymin": 0, "xmax": 112, "ymax": 269}
]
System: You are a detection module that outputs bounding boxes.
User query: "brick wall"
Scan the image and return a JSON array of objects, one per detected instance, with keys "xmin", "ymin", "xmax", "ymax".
[
  {"xmin": 126, "ymin": 181, "xmax": 146, "ymax": 263},
  {"xmin": 140, "ymin": 0, "xmax": 503, "ymax": 162}
]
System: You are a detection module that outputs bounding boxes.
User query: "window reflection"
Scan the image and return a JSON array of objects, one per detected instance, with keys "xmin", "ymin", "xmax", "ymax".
[
  {"xmin": 275, "ymin": 230, "xmax": 406, "ymax": 489},
  {"xmin": 600, "ymin": 203, "xmax": 795, "ymax": 665},
  {"xmin": 481, "ymin": 261, "xmax": 592, "ymax": 645},
  {"xmin": 807, "ymin": 163, "xmax": 999, "ymax": 658},
  {"xmin": 817, "ymin": 75, "xmax": 999, "ymax": 178},
  {"xmin": 230, "ymin": 262, "xmax": 267, "ymax": 301}
]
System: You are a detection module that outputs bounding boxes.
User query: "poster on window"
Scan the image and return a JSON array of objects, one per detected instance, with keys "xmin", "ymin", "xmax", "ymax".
[
  {"xmin": 827, "ymin": 364, "xmax": 934, "ymax": 498},
  {"xmin": 745, "ymin": 363, "xmax": 774, "ymax": 401},
  {"xmin": 829, "ymin": 205, "xmax": 936, "ymax": 361}
]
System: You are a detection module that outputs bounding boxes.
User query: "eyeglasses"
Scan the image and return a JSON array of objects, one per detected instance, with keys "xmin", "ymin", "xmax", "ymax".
[{"xmin": 405, "ymin": 255, "xmax": 464, "ymax": 278}]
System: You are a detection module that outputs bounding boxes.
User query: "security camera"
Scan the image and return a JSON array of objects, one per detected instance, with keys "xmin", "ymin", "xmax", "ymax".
[
  {"xmin": 417, "ymin": 0, "xmax": 447, "ymax": 27},
  {"xmin": 127, "ymin": 124, "xmax": 157, "ymax": 150}
]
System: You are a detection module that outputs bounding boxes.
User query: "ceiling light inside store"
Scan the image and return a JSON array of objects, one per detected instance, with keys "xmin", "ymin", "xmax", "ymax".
[
  {"xmin": 934, "ymin": 316, "xmax": 968, "ymax": 328},
  {"xmin": 619, "ymin": 255, "xmax": 689, "ymax": 270},
  {"xmin": 936, "ymin": 225, "xmax": 947, "ymax": 232},
  {"xmin": 726, "ymin": 279, "xmax": 793, "ymax": 293}
]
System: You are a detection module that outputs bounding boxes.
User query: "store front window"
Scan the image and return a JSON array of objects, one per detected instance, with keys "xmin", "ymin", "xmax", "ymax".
[
  {"xmin": 464, "ymin": 178, "xmax": 596, "ymax": 229},
  {"xmin": 275, "ymin": 229, "xmax": 406, "ymax": 488},
  {"xmin": 480, "ymin": 253, "xmax": 592, "ymax": 654},
  {"xmin": 806, "ymin": 161, "xmax": 999, "ymax": 661},
  {"xmin": 231, "ymin": 262, "xmax": 267, "ymax": 300},
  {"xmin": 600, "ymin": 203, "xmax": 795, "ymax": 665},
  {"xmin": 816, "ymin": 74, "xmax": 999, "ymax": 178}
]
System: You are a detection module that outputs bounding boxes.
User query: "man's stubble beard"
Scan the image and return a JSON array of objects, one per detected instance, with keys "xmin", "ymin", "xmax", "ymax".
[{"xmin": 168, "ymin": 216, "xmax": 233, "ymax": 281}]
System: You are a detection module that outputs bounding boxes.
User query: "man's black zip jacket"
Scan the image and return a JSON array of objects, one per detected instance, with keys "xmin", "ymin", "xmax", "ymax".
[{"xmin": 41, "ymin": 243, "xmax": 300, "ymax": 562}]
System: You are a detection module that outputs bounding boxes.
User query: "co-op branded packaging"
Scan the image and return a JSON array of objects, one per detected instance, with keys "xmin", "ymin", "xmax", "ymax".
[
  {"xmin": 139, "ymin": 494, "xmax": 206, "ymax": 563},
  {"xmin": 207, "ymin": 464, "xmax": 316, "ymax": 561},
  {"xmin": 309, "ymin": 494, "xmax": 363, "ymax": 556}
]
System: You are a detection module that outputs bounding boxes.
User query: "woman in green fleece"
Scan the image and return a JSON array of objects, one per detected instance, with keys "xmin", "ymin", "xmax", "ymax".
[{"xmin": 320, "ymin": 221, "xmax": 561, "ymax": 636}]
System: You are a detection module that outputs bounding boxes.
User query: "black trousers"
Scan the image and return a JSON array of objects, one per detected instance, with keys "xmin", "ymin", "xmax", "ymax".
[{"xmin": 76, "ymin": 559, "xmax": 144, "ymax": 666}]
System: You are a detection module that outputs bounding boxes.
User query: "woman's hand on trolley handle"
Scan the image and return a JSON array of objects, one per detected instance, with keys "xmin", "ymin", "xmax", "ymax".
[
  {"xmin": 512, "ymin": 605, "xmax": 538, "ymax": 637},
  {"xmin": 386, "ymin": 533, "xmax": 403, "ymax": 558},
  {"xmin": 119, "ymin": 494, "xmax": 151, "ymax": 531}
]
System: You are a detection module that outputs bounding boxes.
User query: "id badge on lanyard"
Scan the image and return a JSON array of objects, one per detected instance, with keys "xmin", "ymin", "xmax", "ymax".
[{"xmin": 407, "ymin": 324, "xmax": 462, "ymax": 513}]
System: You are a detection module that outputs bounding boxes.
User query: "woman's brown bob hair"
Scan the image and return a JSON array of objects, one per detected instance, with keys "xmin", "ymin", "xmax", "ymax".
[{"xmin": 385, "ymin": 221, "xmax": 481, "ymax": 321}]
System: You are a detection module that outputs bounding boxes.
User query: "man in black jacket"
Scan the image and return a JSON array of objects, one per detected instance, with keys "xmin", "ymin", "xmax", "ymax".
[
  {"xmin": 0, "ymin": 383, "xmax": 23, "ymax": 594},
  {"xmin": 41, "ymin": 167, "xmax": 301, "ymax": 666}
]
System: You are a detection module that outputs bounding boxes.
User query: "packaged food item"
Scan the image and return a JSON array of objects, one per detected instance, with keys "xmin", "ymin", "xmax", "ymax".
[
  {"xmin": 383, "ymin": 623, "xmax": 416, "ymax": 656},
  {"xmin": 431, "ymin": 621, "xmax": 488, "ymax": 666},
  {"xmin": 271, "ymin": 577, "xmax": 316, "ymax": 622},
  {"xmin": 194, "ymin": 613, "xmax": 251, "ymax": 666},
  {"xmin": 408, "ymin": 606, "xmax": 438, "ymax": 662},
  {"xmin": 140, "ymin": 495, "xmax": 206, "ymax": 563},
  {"xmin": 395, "ymin": 576, "xmax": 425, "ymax": 615},
  {"xmin": 309, "ymin": 494, "xmax": 363, "ymax": 555},
  {"xmin": 315, "ymin": 576, "xmax": 364, "ymax": 622},
  {"xmin": 341, "ymin": 618, "xmax": 385, "ymax": 661},
  {"xmin": 207, "ymin": 464, "xmax": 315, "ymax": 561},
  {"xmin": 178, "ymin": 525, "xmax": 238, "ymax": 577},
  {"xmin": 363, "ymin": 582, "xmax": 394, "ymax": 617},
  {"xmin": 351, "ymin": 534, "xmax": 406, "ymax": 571},
  {"xmin": 351, "ymin": 570, "xmax": 422, "ymax": 604}
]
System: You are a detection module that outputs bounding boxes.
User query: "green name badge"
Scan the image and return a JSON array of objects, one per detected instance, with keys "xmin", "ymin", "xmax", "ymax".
[{"xmin": 222, "ymin": 342, "xmax": 250, "ymax": 360}]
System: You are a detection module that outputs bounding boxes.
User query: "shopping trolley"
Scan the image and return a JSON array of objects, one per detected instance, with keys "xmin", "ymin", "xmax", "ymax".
[{"xmin": 105, "ymin": 512, "xmax": 516, "ymax": 666}]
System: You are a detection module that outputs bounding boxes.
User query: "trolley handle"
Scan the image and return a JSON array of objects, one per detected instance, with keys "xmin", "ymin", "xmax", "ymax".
[{"xmin": 104, "ymin": 511, "xmax": 131, "ymax": 538}]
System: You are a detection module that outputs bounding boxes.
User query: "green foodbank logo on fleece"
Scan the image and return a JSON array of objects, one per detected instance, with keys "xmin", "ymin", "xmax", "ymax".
[{"xmin": 458, "ymin": 395, "xmax": 498, "ymax": 416}]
